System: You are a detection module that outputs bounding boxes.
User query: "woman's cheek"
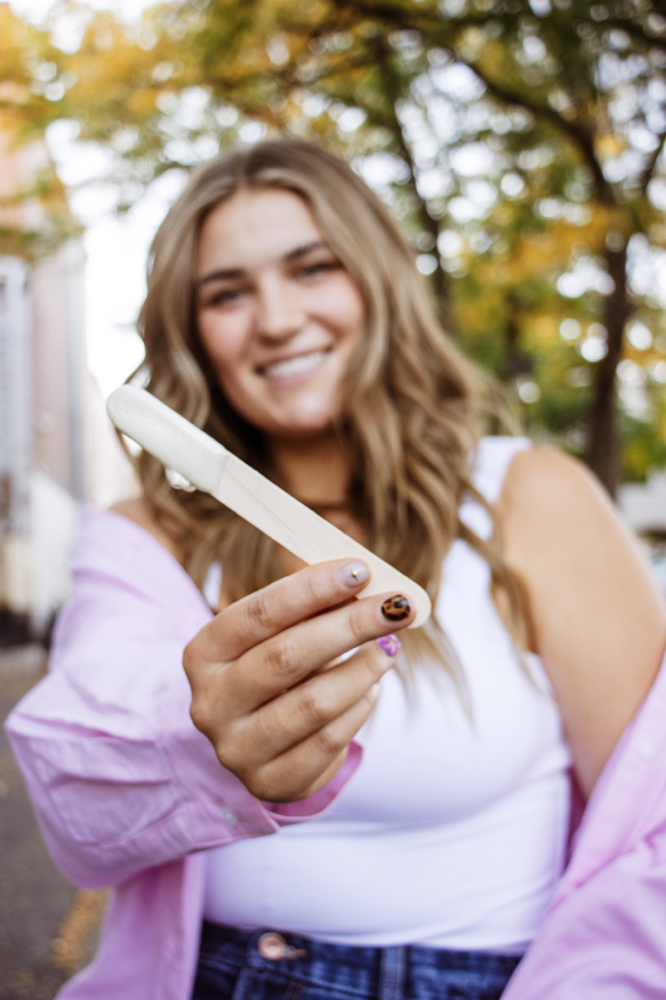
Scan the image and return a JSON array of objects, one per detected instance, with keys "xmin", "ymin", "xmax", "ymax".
[
  {"xmin": 309, "ymin": 280, "xmax": 365, "ymax": 340},
  {"xmin": 197, "ymin": 311, "xmax": 248, "ymax": 370}
]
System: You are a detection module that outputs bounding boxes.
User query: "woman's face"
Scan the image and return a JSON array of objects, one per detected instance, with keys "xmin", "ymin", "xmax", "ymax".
[{"xmin": 196, "ymin": 188, "xmax": 366, "ymax": 440}]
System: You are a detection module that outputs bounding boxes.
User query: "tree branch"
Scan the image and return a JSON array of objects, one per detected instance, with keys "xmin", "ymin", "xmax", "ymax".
[
  {"xmin": 365, "ymin": 33, "xmax": 450, "ymax": 322},
  {"xmin": 327, "ymin": 0, "xmax": 479, "ymax": 45},
  {"xmin": 604, "ymin": 17, "xmax": 666, "ymax": 56},
  {"xmin": 639, "ymin": 127, "xmax": 666, "ymax": 191},
  {"xmin": 462, "ymin": 59, "xmax": 614, "ymax": 205}
]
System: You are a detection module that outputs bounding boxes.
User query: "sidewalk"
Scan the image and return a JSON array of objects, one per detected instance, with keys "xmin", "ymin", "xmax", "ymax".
[{"xmin": 0, "ymin": 646, "xmax": 106, "ymax": 1000}]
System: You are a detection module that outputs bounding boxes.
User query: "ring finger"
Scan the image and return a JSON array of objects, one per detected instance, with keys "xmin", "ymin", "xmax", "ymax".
[{"xmin": 237, "ymin": 638, "xmax": 399, "ymax": 764}]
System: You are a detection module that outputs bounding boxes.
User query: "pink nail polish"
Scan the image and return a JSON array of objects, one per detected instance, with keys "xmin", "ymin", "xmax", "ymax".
[{"xmin": 377, "ymin": 634, "xmax": 401, "ymax": 657}]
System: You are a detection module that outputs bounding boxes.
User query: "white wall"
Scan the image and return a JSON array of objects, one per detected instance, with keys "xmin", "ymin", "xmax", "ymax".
[
  {"xmin": 29, "ymin": 469, "xmax": 80, "ymax": 633},
  {"xmin": 618, "ymin": 475, "xmax": 666, "ymax": 534}
]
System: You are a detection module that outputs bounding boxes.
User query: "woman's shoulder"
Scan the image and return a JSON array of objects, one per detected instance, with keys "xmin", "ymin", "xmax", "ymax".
[
  {"xmin": 495, "ymin": 444, "xmax": 621, "ymax": 541},
  {"xmin": 495, "ymin": 444, "xmax": 666, "ymax": 796},
  {"xmin": 64, "ymin": 502, "xmax": 208, "ymax": 630},
  {"xmin": 498, "ymin": 442, "xmax": 599, "ymax": 503},
  {"xmin": 495, "ymin": 442, "xmax": 639, "ymax": 604},
  {"xmin": 110, "ymin": 497, "xmax": 183, "ymax": 563}
]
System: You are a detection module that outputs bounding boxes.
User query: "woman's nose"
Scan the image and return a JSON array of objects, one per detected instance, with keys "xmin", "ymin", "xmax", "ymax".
[{"xmin": 255, "ymin": 277, "xmax": 305, "ymax": 341}]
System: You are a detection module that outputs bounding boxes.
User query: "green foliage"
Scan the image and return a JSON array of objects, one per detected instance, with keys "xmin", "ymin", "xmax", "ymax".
[{"xmin": 0, "ymin": 5, "xmax": 80, "ymax": 259}]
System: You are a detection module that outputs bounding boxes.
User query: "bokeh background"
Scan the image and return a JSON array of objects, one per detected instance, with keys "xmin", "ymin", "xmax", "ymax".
[{"xmin": 2, "ymin": 0, "xmax": 666, "ymax": 994}]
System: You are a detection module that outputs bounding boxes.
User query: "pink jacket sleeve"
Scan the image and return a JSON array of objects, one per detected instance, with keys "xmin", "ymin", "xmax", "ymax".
[
  {"xmin": 5, "ymin": 508, "xmax": 362, "ymax": 889},
  {"xmin": 503, "ymin": 651, "xmax": 666, "ymax": 999}
]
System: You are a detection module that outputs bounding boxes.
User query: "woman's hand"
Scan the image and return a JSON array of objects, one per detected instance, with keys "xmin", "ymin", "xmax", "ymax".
[{"xmin": 183, "ymin": 559, "xmax": 414, "ymax": 803}]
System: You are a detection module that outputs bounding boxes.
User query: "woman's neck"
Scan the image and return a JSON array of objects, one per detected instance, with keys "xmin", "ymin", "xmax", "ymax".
[{"xmin": 268, "ymin": 430, "xmax": 351, "ymax": 507}]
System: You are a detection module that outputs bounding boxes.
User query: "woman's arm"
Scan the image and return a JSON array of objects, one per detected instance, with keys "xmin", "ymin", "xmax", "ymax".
[
  {"xmin": 496, "ymin": 447, "xmax": 666, "ymax": 798},
  {"xmin": 114, "ymin": 499, "xmax": 415, "ymax": 805},
  {"xmin": 6, "ymin": 569, "xmax": 274, "ymax": 888},
  {"xmin": 7, "ymin": 504, "xmax": 407, "ymax": 887}
]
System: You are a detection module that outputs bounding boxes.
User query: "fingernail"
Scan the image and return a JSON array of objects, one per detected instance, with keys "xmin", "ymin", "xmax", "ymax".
[
  {"xmin": 381, "ymin": 595, "xmax": 411, "ymax": 622},
  {"xmin": 377, "ymin": 634, "xmax": 401, "ymax": 657},
  {"xmin": 340, "ymin": 562, "xmax": 370, "ymax": 588}
]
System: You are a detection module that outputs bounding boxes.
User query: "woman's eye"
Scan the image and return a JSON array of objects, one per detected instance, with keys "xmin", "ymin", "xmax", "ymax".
[
  {"xmin": 206, "ymin": 288, "xmax": 246, "ymax": 307},
  {"xmin": 299, "ymin": 261, "xmax": 337, "ymax": 278}
]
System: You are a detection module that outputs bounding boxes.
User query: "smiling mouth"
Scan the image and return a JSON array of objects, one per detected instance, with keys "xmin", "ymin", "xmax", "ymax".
[{"xmin": 261, "ymin": 349, "xmax": 329, "ymax": 381}]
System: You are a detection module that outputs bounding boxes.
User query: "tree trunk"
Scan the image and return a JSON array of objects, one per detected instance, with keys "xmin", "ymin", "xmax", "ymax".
[
  {"xmin": 500, "ymin": 291, "xmax": 532, "ymax": 381},
  {"xmin": 587, "ymin": 242, "xmax": 629, "ymax": 497}
]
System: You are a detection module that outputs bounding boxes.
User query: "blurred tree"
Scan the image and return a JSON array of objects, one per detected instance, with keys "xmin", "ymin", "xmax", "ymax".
[
  {"xmin": 9, "ymin": 0, "xmax": 666, "ymax": 491},
  {"xmin": 0, "ymin": 5, "xmax": 79, "ymax": 259}
]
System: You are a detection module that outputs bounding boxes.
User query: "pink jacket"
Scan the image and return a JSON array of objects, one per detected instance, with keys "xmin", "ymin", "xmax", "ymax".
[{"xmin": 7, "ymin": 507, "xmax": 666, "ymax": 999}]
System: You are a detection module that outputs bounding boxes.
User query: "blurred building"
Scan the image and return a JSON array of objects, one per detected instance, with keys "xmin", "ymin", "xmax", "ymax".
[
  {"xmin": 618, "ymin": 475, "xmax": 666, "ymax": 536},
  {"xmin": 0, "ymin": 130, "xmax": 135, "ymax": 645}
]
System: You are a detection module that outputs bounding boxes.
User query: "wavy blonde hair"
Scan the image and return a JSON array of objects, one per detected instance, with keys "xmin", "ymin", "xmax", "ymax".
[{"xmin": 133, "ymin": 138, "xmax": 525, "ymax": 682}]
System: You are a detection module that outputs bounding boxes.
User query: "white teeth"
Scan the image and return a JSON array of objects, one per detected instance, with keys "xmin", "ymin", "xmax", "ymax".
[{"xmin": 263, "ymin": 350, "xmax": 327, "ymax": 380}]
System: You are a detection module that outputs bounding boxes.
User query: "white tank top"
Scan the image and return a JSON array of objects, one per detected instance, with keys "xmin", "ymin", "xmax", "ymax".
[{"xmin": 202, "ymin": 438, "xmax": 571, "ymax": 953}]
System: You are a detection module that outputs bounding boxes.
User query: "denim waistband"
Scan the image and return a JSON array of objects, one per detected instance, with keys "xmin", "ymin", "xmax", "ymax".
[{"xmin": 197, "ymin": 921, "xmax": 522, "ymax": 1000}]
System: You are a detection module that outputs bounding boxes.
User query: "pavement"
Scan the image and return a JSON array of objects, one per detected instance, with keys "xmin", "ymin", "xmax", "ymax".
[{"xmin": 0, "ymin": 646, "xmax": 106, "ymax": 999}]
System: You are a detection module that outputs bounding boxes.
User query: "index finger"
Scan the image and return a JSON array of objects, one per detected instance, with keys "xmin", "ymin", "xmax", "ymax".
[{"xmin": 189, "ymin": 559, "xmax": 373, "ymax": 664}]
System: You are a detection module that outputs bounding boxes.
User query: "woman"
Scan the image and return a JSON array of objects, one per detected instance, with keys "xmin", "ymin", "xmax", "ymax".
[{"xmin": 7, "ymin": 139, "xmax": 666, "ymax": 1000}]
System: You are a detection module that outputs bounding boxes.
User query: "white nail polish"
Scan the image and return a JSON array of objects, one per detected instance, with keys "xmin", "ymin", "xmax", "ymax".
[{"xmin": 340, "ymin": 562, "xmax": 370, "ymax": 588}]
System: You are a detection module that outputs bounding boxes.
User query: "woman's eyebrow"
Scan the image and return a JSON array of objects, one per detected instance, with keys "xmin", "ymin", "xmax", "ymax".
[
  {"xmin": 197, "ymin": 240, "xmax": 330, "ymax": 287},
  {"xmin": 198, "ymin": 266, "xmax": 244, "ymax": 287},
  {"xmin": 283, "ymin": 239, "xmax": 329, "ymax": 262}
]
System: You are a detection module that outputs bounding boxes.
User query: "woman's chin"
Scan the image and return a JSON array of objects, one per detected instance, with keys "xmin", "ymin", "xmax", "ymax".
[
  {"xmin": 254, "ymin": 397, "xmax": 338, "ymax": 438},
  {"xmin": 264, "ymin": 413, "xmax": 339, "ymax": 442}
]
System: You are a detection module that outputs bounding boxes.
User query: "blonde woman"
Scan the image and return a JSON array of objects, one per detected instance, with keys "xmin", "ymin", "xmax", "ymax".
[{"xmin": 8, "ymin": 140, "xmax": 666, "ymax": 1000}]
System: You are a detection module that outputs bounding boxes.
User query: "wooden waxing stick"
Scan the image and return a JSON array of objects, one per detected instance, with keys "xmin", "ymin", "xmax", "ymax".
[{"xmin": 107, "ymin": 385, "xmax": 431, "ymax": 628}]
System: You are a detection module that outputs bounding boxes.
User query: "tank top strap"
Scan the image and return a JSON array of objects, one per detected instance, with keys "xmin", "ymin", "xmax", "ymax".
[
  {"xmin": 458, "ymin": 436, "xmax": 531, "ymax": 540},
  {"xmin": 471, "ymin": 436, "xmax": 532, "ymax": 507}
]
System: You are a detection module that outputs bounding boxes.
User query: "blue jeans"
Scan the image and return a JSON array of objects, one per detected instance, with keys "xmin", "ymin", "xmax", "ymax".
[{"xmin": 192, "ymin": 922, "xmax": 522, "ymax": 1000}]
